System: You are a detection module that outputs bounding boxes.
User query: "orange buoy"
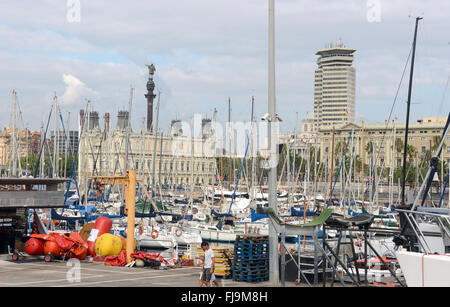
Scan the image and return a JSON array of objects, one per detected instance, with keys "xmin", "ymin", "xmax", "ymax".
[
  {"xmin": 25, "ymin": 238, "xmax": 45, "ymax": 255},
  {"xmin": 44, "ymin": 240, "xmax": 63, "ymax": 258}
]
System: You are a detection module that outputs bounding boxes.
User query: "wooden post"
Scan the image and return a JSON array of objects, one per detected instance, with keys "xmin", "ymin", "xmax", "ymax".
[{"xmin": 126, "ymin": 170, "xmax": 136, "ymax": 264}]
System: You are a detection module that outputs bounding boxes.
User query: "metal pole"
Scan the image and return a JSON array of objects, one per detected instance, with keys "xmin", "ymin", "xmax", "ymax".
[
  {"xmin": 268, "ymin": 0, "xmax": 279, "ymax": 284},
  {"xmin": 281, "ymin": 232, "xmax": 286, "ymax": 287},
  {"xmin": 313, "ymin": 228, "xmax": 318, "ymax": 287}
]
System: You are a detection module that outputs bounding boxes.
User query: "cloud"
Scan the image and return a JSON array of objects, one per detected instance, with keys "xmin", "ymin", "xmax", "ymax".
[
  {"xmin": 0, "ymin": 1, "xmax": 449, "ymax": 132},
  {"xmin": 59, "ymin": 74, "xmax": 97, "ymax": 105}
]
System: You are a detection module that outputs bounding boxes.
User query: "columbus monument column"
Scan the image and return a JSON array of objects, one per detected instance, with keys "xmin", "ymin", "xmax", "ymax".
[{"xmin": 145, "ymin": 64, "xmax": 156, "ymax": 133}]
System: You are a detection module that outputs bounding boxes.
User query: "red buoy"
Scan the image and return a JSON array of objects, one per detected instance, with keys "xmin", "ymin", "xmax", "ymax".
[
  {"xmin": 25, "ymin": 238, "xmax": 45, "ymax": 255},
  {"xmin": 44, "ymin": 240, "xmax": 63, "ymax": 258},
  {"xmin": 87, "ymin": 217, "xmax": 112, "ymax": 256}
]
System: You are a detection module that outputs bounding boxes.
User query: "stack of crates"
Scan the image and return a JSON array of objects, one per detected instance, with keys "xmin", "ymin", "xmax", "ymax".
[
  {"xmin": 196, "ymin": 246, "xmax": 234, "ymax": 279},
  {"xmin": 232, "ymin": 234, "xmax": 269, "ymax": 283}
]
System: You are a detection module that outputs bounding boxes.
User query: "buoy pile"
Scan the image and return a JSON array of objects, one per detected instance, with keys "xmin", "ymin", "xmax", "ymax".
[
  {"xmin": 24, "ymin": 232, "xmax": 88, "ymax": 261},
  {"xmin": 21, "ymin": 216, "xmax": 176, "ymax": 270}
]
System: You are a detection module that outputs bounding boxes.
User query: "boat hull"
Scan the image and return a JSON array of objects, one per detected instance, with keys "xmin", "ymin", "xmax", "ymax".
[{"xmin": 396, "ymin": 251, "xmax": 450, "ymax": 287}]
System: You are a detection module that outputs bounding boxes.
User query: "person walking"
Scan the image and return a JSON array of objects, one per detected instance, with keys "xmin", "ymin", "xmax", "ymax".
[{"xmin": 199, "ymin": 241, "xmax": 215, "ymax": 287}]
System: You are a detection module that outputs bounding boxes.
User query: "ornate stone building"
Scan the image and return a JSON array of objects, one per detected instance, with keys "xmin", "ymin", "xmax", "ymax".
[
  {"xmin": 77, "ymin": 115, "xmax": 217, "ymax": 189},
  {"xmin": 0, "ymin": 128, "xmax": 41, "ymax": 172},
  {"xmin": 318, "ymin": 116, "xmax": 450, "ymax": 169}
]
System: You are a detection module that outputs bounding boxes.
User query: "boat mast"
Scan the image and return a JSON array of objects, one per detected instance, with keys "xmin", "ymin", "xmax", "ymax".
[
  {"xmin": 329, "ymin": 126, "xmax": 335, "ymax": 206},
  {"xmin": 151, "ymin": 91, "xmax": 161, "ymax": 197},
  {"xmin": 124, "ymin": 86, "xmax": 134, "ymax": 173},
  {"xmin": 10, "ymin": 90, "xmax": 17, "ymax": 177},
  {"xmin": 64, "ymin": 112, "xmax": 70, "ymax": 187},
  {"xmin": 52, "ymin": 94, "xmax": 58, "ymax": 178},
  {"xmin": 251, "ymin": 96, "xmax": 256, "ymax": 202},
  {"xmin": 390, "ymin": 120, "xmax": 396, "ymax": 206},
  {"xmin": 228, "ymin": 97, "xmax": 232, "ymax": 190},
  {"xmin": 40, "ymin": 121, "xmax": 45, "ymax": 178},
  {"xmin": 84, "ymin": 100, "xmax": 91, "ymax": 211},
  {"xmin": 401, "ymin": 17, "xmax": 422, "ymax": 205}
]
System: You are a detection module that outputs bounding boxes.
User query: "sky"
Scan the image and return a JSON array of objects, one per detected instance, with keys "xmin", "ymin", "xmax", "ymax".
[{"xmin": 0, "ymin": 0, "xmax": 449, "ymax": 135}]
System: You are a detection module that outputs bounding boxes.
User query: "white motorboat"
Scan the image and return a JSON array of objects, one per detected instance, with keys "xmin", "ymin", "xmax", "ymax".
[
  {"xmin": 168, "ymin": 226, "xmax": 203, "ymax": 245},
  {"xmin": 192, "ymin": 206, "xmax": 207, "ymax": 222},
  {"xmin": 184, "ymin": 223, "xmax": 241, "ymax": 242},
  {"xmin": 135, "ymin": 226, "xmax": 177, "ymax": 250}
]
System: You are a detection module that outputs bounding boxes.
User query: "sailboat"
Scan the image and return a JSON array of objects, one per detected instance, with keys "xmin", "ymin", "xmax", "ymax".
[{"xmin": 391, "ymin": 17, "xmax": 450, "ymax": 287}]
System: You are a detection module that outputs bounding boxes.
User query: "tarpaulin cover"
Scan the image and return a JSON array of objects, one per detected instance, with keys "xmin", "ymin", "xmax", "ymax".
[
  {"xmin": 104, "ymin": 250, "xmax": 127, "ymax": 266},
  {"xmin": 131, "ymin": 251, "xmax": 167, "ymax": 265},
  {"xmin": 104, "ymin": 250, "xmax": 174, "ymax": 267}
]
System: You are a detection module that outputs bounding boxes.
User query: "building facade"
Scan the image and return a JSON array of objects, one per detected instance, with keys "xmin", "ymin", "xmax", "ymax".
[
  {"xmin": 50, "ymin": 130, "xmax": 79, "ymax": 156},
  {"xmin": 318, "ymin": 116, "xmax": 450, "ymax": 170},
  {"xmin": 313, "ymin": 43, "xmax": 356, "ymax": 131},
  {"xmin": 0, "ymin": 128, "xmax": 42, "ymax": 172},
  {"xmin": 78, "ymin": 111, "xmax": 218, "ymax": 190}
]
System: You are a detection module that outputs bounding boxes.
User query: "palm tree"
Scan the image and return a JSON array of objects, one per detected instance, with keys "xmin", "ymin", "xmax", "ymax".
[
  {"xmin": 394, "ymin": 137, "xmax": 403, "ymax": 168},
  {"xmin": 406, "ymin": 144, "xmax": 416, "ymax": 164},
  {"xmin": 432, "ymin": 135, "xmax": 446, "ymax": 152},
  {"xmin": 334, "ymin": 141, "xmax": 347, "ymax": 156},
  {"xmin": 365, "ymin": 141, "xmax": 374, "ymax": 155}
]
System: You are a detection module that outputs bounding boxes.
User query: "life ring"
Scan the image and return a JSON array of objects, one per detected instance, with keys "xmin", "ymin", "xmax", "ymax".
[
  {"xmin": 175, "ymin": 229, "xmax": 182, "ymax": 237},
  {"xmin": 151, "ymin": 229, "xmax": 159, "ymax": 239},
  {"xmin": 243, "ymin": 208, "xmax": 249, "ymax": 214},
  {"xmin": 354, "ymin": 240, "xmax": 362, "ymax": 247}
]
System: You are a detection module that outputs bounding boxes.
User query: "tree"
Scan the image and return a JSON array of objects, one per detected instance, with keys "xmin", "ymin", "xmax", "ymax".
[
  {"xmin": 431, "ymin": 135, "xmax": 447, "ymax": 155},
  {"xmin": 365, "ymin": 141, "xmax": 374, "ymax": 155},
  {"xmin": 394, "ymin": 137, "xmax": 404, "ymax": 168},
  {"xmin": 406, "ymin": 144, "xmax": 416, "ymax": 163}
]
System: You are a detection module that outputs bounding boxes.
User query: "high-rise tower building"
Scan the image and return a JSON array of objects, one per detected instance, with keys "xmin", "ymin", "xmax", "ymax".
[{"xmin": 313, "ymin": 42, "xmax": 356, "ymax": 131}]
